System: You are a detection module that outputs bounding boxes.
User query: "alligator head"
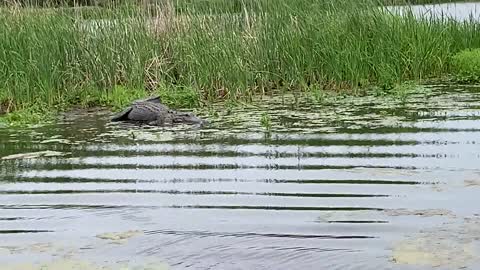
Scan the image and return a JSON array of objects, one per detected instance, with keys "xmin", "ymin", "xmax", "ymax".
[{"xmin": 172, "ymin": 111, "xmax": 209, "ymax": 126}]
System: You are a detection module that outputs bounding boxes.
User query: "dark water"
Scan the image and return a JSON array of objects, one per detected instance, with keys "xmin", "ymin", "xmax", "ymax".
[{"xmin": 1, "ymin": 84, "xmax": 480, "ymax": 269}]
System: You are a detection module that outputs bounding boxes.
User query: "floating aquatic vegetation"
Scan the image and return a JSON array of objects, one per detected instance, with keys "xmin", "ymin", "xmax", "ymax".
[
  {"xmin": 2, "ymin": 259, "xmax": 170, "ymax": 270},
  {"xmin": 384, "ymin": 208, "xmax": 456, "ymax": 218},
  {"xmin": 392, "ymin": 217, "xmax": 480, "ymax": 268},
  {"xmin": 1, "ymin": 151, "xmax": 66, "ymax": 160},
  {"xmin": 96, "ymin": 230, "xmax": 144, "ymax": 244}
]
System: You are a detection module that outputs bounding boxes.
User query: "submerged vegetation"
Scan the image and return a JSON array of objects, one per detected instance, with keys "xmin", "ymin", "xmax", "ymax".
[{"xmin": 1, "ymin": 0, "xmax": 480, "ymax": 124}]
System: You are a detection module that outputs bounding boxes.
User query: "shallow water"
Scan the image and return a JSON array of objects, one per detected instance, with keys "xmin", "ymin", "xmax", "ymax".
[
  {"xmin": 1, "ymin": 84, "xmax": 480, "ymax": 269},
  {"xmin": 386, "ymin": 2, "xmax": 480, "ymax": 21}
]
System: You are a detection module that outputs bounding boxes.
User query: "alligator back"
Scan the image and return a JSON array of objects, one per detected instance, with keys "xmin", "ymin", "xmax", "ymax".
[{"xmin": 127, "ymin": 101, "xmax": 169, "ymax": 122}]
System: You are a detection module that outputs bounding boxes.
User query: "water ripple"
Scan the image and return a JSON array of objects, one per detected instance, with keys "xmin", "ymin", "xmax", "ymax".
[{"xmin": 1, "ymin": 84, "xmax": 480, "ymax": 269}]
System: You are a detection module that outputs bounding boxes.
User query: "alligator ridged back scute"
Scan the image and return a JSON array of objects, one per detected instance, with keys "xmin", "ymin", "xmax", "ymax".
[{"xmin": 128, "ymin": 101, "xmax": 168, "ymax": 122}]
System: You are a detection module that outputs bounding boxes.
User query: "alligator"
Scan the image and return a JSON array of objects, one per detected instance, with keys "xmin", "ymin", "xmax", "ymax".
[{"xmin": 111, "ymin": 96, "xmax": 207, "ymax": 126}]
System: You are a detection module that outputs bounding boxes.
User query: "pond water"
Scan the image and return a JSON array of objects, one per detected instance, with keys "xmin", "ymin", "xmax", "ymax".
[
  {"xmin": 1, "ymin": 83, "xmax": 480, "ymax": 269},
  {"xmin": 386, "ymin": 2, "xmax": 480, "ymax": 21}
]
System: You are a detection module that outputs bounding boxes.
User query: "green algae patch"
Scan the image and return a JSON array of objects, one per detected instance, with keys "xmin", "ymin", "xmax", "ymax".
[
  {"xmin": 0, "ymin": 241, "xmax": 170, "ymax": 270},
  {"xmin": 2, "ymin": 259, "xmax": 170, "ymax": 270},
  {"xmin": 384, "ymin": 208, "xmax": 456, "ymax": 218},
  {"xmin": 2, "ymin": 260, "xmax": 100, "ymax": 270},
  {"xmin": 391, "ymin": 217, "xmax": 480, "ymax": 268},
  {"xmin": 1, "ymin": 150, "xmax": 66, "ymax": 160},
  {"xmin": 392, "ymin": 240, "xmax": 476, "ymax": 268},
  {"xmin": 96, "ymin": 230, "xmax": 143, "ymax": 244},
  {"xmin": 40, "ymin": 138, "xmax": 72, "ymax": 144}
]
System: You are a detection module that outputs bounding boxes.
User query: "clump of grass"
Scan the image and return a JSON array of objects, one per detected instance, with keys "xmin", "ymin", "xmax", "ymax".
[
  {"xmin": 451, "ymin": 48, "xmax": 480, "ymax": 82},
  {"xmin": 260, "ymin": 112, "xmax": 272, "ymax": 131}
]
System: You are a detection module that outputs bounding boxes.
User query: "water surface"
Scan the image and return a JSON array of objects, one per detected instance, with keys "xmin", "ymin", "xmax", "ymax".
[
  {"xmin": 386, "ymin": 1, "xmax": 480, "ymax": 21},
  {"xmin": 1, "ymin": 84, "xmax": 480, "ymax": 269}
]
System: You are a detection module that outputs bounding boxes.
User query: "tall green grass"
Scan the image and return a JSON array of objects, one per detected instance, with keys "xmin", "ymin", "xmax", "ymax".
[
  {"xmin": 1, "ymin": 0, "xmax": 480, "ymax": 117},
  {"xmin": 0, "ymin": 2, "xmax": 160, "ymax": 111}
]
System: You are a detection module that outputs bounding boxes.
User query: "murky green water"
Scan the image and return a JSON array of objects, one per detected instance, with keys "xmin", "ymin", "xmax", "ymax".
[{"xmin": 1, "ymin": 84, "xmax": 480, "ymax": 269}]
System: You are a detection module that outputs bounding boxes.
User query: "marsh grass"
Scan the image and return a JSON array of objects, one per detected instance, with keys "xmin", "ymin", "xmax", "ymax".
[{"xmin": 1, "ymin": 0, "xmax": 480, "ymax": 123}]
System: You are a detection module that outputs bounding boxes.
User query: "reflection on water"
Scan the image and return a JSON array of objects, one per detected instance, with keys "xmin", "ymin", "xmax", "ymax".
[
  {"xmin": 1, "ymin": 83, "xmax": 480, "ymax": 269},
  {"xmin": 386, "ymin": 2, "xmax": 480, "ymax": 21}
]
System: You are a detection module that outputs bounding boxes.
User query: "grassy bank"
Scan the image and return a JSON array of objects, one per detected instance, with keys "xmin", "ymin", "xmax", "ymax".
[{"xmin": 1, "ymin": 0, "xmax": 480, "ymax": 124}]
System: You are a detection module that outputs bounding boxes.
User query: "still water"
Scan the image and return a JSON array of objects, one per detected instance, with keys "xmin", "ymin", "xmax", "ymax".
[
  {"xmin": 386, "ymin": 2, "xmax": 480, "ymax": 21},
  {"xmin": 1, "ymin": 83, "xmax": 480, "ymax": 269}
]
